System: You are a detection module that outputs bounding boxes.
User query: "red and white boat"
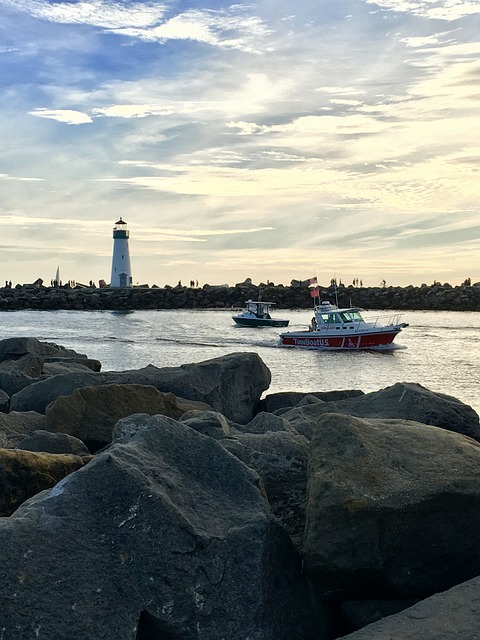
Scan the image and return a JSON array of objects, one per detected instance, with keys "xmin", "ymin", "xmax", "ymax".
[{"xmin": 280, "ymin": 300, "xmax": 408, "ymax": 350}]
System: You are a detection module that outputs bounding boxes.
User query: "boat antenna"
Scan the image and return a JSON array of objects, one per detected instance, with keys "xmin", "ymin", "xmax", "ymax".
[{"xmin": 333, "ymin": 268, "xmax": 339, "ymax": 307}]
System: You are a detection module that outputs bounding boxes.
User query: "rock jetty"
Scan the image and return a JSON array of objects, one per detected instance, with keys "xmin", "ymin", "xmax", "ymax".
[
  {"xmin": 0, "ymin": 337, "xmax": 479, "ymax": 639},
  {"xmin": 1, "ymin": 278, "xmax": 480, "ymax": 310}
]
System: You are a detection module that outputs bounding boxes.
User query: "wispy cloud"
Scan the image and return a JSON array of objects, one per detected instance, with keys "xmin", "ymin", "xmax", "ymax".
[
  {"xmin": 365, "ymin": 0, "xmax": 480, "ymax": 20},
  {"xmin": 29, "ymin": 108, "xmax": 93, "ymax": 124}
]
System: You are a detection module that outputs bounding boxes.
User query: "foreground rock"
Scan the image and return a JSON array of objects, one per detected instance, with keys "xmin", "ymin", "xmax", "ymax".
[
  {"xmin": 45, "ymin": 384, "xmax": 211, "ymax": 450},
  {"xmin": 339, "ymin": 575, "xmax": 480, "ymax": 639},
  {"xmin": 304, "ymin": 413, "xmax": 480, "ymax": 600},
  {"xmin": 10, "ymin": 352, "xmax": 271, "ymax": 423},
  {"xmin": 0, "ymin": 448, "xmax": 89, "ymax": 516},
  {"xmin": 0, "ymin": 417, "xmax": 326, "ymax": 640}
]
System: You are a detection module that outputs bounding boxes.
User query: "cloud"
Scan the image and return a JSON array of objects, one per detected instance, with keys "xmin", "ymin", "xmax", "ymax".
[
  {"xmin": 2, "ymin": 1, "xmax": 269, "ymax": 52},
  {"xmin": 29, "ymin": 108, "xmax": 93, "ymax": 124},
  {"xmin": 1, "ymin": 0, "xmax": 166, "ymax": 29},
  {"xmin": 365, "ymin": 0, "xmax": 480, "ymax": 21}
]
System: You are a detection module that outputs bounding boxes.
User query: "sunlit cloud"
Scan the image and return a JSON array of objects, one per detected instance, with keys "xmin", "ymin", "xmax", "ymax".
[
  {"xmin": 365, "ymin": 0, "xmax": 480, "ymax": 20},
  {"xmin": 29, "ymin": 109, "xmax": 93, "ymax": 124},
  {"xmin": 0, "ymin": 0, "xmax": 166, "ymax": 29}
]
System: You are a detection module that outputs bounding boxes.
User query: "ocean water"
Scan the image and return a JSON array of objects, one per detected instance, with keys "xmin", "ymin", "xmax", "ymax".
[{"xmin": 0, "ymin": 308, "xmax": 479, "ymax": 416}]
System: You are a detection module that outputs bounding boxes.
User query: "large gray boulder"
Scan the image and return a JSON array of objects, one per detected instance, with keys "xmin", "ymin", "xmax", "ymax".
[
  {"xmin": 338, "ymin": 575, "xmax": 480, "ymax": 639},
  {"xmin": 10, "ymin": 352, "xmax": 271, "ymax": 423},
  {"xmin": 280, "ymin": 382, "xmax": 480, "ymax": 440},
  {"xmin": 223, "ymin": 429, "xmax": 309, "ymax": 551},
  {"xmin": 304, "ymin": 413, "xmax": 480, "ymax": 599},
  {"xmin": 44, "ymin": 384, "xmax": 210, "ymax": 450},
  {"xmin": 0, "ymin": 416, "xmax": 325, "ymax": 640},
  {"xmin": 0, "ymin": 410, "xmax": 46, "ymax": 448}
]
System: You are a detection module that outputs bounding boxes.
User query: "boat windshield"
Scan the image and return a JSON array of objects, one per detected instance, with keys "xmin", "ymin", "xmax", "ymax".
[
  {"xmin": 317, "ymin": 309, "xmax": 364, "ymax": 324},
  {"xmin": 246, "ymin": 302, "xmax": 271, "ymax": 318},
  {"xmin": 339, "ymin": 310, "xmax": 363, "ymax": 322}
]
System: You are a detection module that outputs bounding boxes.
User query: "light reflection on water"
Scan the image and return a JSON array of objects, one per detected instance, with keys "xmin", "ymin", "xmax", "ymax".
[{"xmin": 0, "ymin": 308, "xmax": 478, "ymax": 415}]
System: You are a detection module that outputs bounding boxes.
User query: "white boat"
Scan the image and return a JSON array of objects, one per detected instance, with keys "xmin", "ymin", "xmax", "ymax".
[
  {"xmin": 233, "ymin": 300, "xmax": 289, "ymax": 328},
  {"xmin": 280, "ymin": 300, "xmax": 407, "ymax": 349}
]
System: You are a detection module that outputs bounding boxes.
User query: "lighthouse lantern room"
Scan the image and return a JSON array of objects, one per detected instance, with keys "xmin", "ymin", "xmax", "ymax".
[{"xmin": 110, "ymin": 217, "xmax": 133, "ymax": 288}]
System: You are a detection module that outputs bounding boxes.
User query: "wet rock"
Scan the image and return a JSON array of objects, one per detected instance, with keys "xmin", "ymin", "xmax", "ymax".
[{"xmin": 304, "ymin": 413, "xmax": 480, "ymax": 599}]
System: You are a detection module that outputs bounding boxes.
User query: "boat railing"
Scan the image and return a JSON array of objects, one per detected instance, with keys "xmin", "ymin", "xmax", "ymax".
[{"xmin": 363, "ymin": 312, "xmax": 404, "ymax": 328}]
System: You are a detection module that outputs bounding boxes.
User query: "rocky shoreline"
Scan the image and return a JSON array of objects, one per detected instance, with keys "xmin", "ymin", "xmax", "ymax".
[
  {"xmin": 0, "ymin": 337, "xmax": 480, "ymax": 639},
  {"xmin": 0, "ymin": 278, "xmax": 480, "ymax": 311}
]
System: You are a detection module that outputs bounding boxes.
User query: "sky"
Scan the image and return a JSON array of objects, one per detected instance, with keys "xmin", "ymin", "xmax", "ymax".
[{"xmin": 0, "ymin": 0, "xmax": 479, "ymax": 288}]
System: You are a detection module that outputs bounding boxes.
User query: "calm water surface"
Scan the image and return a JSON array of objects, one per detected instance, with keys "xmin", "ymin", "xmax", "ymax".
[{"xmin": 0, "ymin": 308, "xmax": 479, "ymax": 415}]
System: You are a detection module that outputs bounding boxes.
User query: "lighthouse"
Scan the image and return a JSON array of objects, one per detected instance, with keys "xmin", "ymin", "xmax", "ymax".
[{"xmin": 110, "ymin": 217, "xmax": 133, "ymax": 288}]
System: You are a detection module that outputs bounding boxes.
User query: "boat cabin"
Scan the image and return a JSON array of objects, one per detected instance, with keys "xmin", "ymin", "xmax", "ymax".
[{"xmin": 244, "ymin": 300, "xmax": 273, "ymax": 318}]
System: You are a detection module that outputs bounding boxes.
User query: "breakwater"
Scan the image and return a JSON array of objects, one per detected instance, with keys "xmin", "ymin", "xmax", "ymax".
[{"xmin": 0, "ymin": 280, "xmax": 479, "ymax": 311}]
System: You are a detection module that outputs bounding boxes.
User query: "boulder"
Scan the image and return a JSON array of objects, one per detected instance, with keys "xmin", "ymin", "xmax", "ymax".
[
  {"xmin": 338, "ymin": 598, "xmax": 418, "ymax": 634},
  {"xmin": 111, "ymin": 352, "xmax": 271, "ymax": 423},
  {"xmin": 338, "ymin": 575, "xmax": 480, "ymax": 639},
  {"xmin": 235, "ymin": 411, "xmax": 299, "ymax": 435},
  {"xmin": 42, "ymin": 360, "xmax": 101, "ymax": 376},
  {"xmin": 0, "ymin": 352, "xmax": 44, "ymax": 377},
  {"xmin": 0, "ymin": 387, "xmax": 8, "ymax": 412},
  {"xmin": 0, "ymin": 410, "xmax": 46, "ymax": 448},
  {"xmin": 280, "ymin": 382, "xmax": 480, "ymax": 440},
  {"xmin": 10, "ymin": 352, "xmax": 271, "ymax": 423},
  {"xmin": 16, "ymin": 430, "xmax": 90, "ymax": 456},
  {"xmin": 223, "ymin": 430, "xmax": 309, "ymax": 552},
  {"xmin": 9, "ymin": 370, "xmax": 104, "ymax": 413},
  {"xmin": 45, "ymin": 384, "xmax": 210, "ymax": 451},
  {"xmin": 0, "ymin": 369, "xmax": 40, "ymax": 396},
  {"xmin": 179, "ymin": 410, "xmax": 236, "ymax": 439},
  {"xmin": 0, "ymin": 416, "xmax": 326, "ymax": 639},
  {"xmin": 304, "ymin": 413, "xmax": 480, "ymax": 599},
  {"xmin": 0, "ymin": 447, "xmax": 89, "ymax": 516},
  {"xmin": 259, "ymin": 389, "xmax": 364, "ymax": 413},
  {"xmin": 0, "ymin": 337, "xmax": 99, "ymax": 371}
]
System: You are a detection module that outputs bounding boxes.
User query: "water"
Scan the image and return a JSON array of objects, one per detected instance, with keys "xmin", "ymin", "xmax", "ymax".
[{"xmin": 0, "ymin": 308, "xmax": 479, "ymax": 416}]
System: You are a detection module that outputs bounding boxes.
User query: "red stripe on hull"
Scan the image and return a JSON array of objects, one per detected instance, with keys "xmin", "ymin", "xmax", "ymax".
[{"xmin": 280, "ymin": 330, "xmax": 400, "ymax": 349}]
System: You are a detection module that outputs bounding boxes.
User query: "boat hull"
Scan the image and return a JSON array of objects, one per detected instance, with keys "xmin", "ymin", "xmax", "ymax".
[
  {"xmin": 280, "ymin": 328, "xmax": 402, "ymax": 349},
  {"xmin": 234, "ymin": 317, "xmax": 289, "ymax": 328}
]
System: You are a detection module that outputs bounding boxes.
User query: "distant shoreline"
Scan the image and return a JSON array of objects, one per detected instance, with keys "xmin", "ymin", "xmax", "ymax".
[{"xmin": 0, "ymin": 281, "xmax": 479, "ymax": 312}]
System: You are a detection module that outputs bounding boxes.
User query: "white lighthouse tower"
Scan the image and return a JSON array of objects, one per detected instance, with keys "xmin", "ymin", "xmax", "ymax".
[{"xmin": 110, "ymin": 217, "xmax": 133, "ymax": 288}]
